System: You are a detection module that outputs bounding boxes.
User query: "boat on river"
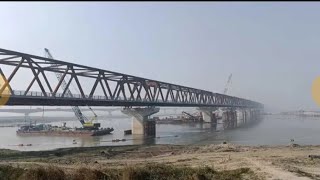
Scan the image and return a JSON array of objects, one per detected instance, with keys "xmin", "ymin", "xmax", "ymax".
[{"xmin": 16, "ymin": 123, "xmax": 114, "ymax": 137}]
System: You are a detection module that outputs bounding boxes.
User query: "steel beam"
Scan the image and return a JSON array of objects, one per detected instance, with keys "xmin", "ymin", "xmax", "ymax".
[{"xmin": 0, "ymin": 48, "xmax": 263, "ymax": 109}]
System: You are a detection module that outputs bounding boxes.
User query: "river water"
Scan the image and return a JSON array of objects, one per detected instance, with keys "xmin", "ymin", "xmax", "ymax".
[{"xmin": 1, "ymin": 114, "xmax": 320, "ymax": 151}]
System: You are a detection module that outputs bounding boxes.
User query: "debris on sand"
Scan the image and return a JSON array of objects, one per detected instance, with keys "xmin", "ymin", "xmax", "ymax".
[
  {"xmin": 288, "ymin": 143, "xmax": 300, "ymax": 148},
  {"xmin": 308, "ymin": 155, "xmax": 320, "ymax": 159},
  {"xmin": 194, "ymin": 144, "xmax": 242, "ymax": 153}
]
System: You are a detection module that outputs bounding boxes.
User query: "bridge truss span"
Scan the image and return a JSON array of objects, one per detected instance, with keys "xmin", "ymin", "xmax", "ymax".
[{"xmin": 0, "ymin": 48, "xmax": 263, "ymax": 108}]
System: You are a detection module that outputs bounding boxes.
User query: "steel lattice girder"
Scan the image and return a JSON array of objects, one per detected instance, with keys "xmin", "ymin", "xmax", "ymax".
[{"xmin": 0, "ymin": 48, "xmax": 263, "ymax": 108}]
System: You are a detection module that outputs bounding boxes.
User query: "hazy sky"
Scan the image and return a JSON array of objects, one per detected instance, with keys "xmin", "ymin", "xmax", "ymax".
[{"xmin": 0, "ymin": 2, "xmax": 320, "ymax": 112}]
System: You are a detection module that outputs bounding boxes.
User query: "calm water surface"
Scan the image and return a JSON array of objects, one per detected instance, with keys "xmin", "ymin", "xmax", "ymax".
[{"xmin": 1, "ymin": 114, "xmax": 320, "ymax": 151}]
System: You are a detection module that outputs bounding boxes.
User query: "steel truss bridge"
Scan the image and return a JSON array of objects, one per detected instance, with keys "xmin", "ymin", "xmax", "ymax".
[{"xmin": 0, "ymin": 48, "xmax": 263, "ymax": 109}]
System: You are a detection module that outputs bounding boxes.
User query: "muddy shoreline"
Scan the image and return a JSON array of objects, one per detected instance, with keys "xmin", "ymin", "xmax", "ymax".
[{"xmin": 1, "ymin": 143, "xmax": 320, "ymax": 179}]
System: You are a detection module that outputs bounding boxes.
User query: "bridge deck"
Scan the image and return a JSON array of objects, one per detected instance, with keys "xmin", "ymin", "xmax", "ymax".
[{"xmin": 3, "ymin": 91, "xmax": 253, "ymax": 108}]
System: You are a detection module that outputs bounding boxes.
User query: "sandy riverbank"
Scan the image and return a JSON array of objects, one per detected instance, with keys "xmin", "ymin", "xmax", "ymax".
[{"xmin": 0, "ymin": 143, "xmax": 320, "ymax": 179}]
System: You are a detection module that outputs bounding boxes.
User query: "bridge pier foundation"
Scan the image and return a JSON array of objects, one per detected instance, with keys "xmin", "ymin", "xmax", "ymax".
[
  {"xmin": 249, "ymin": 109, "xmax": 254, "ymax": 123},
  {"xmin": 222, "ymin": 109, "xmax": 237, "ymax": 129},
  {"xmin": 197, "ymin": 107, "xmax": 217, "ymax": 124},
  {"xmin": 235, "ymin": 109, "xmax": 244, "ymax": 126},
  {"xmin": 232, "ymin": 110, "xmax": 237, "ymax": 128},
  {"xmin": 242, "ymin": 110, "xmax": 247, "ymax": 124},
  {"xmin": 250, "ymin": 109, "xmax": 261, "ymax": 122},
  {"xmin": 236, "ymin": 108, "xmax": 262, "ymax": 127},
  {"xmin": 121, "ymin": 107, "xmax": 160, "ymax": 136},
  {"xmin": 241, "ymin": 109, "xmax": 247, "ymax": 124},
  {"xmin": 236, "ymin": 110, "xmax": 243, "ymax": 126}
]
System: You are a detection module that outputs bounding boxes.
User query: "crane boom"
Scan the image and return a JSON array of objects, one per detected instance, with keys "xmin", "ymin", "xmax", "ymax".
[
  {"xmin": 44, "ymin": 48, "xmax": 91, "ymax": 126},
  {"xmin": 223, "ymin": 73, "xmax": 232, "ymax": 95},
  {"xmin": 182, "ymin": 111, "xmax": 197, "ymax": 119}
]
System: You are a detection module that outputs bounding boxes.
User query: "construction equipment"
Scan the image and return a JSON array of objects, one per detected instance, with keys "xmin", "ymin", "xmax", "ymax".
[
  {"xmin": 182, "ymin": 111, "xmax": 197, "ymax": 119},
  {"xmin": 182, "ymin": 111, "xmax": 202, "ymax": 122},
  {"xmin": 223, "ymin": 73, "xmax": 232, "ymax": 95},
  {"xmin": 44, "ymin": 48, "xmax": 100, "ymax": 130},
  {"xmin": 220, "ymin": 73, "xmax": 233, "ymax": 113}
]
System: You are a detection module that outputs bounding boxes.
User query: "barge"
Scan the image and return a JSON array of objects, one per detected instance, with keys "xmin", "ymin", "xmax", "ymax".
[{"xmin": 16, "ymin": 123, "xmax": 114, "ymax": 137}]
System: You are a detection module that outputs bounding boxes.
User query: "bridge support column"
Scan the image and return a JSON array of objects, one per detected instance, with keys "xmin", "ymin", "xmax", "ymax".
[
  {"xmin": 251, "ymin": 109, "xmax": 261, "ymax": 122},
  {"xmin": 235, "ymin": 109, "xmax": 246, "ymax": 127},
  {"xmin": 251, "ymin": 109, "xmax": 255, "ymax": 122},
  {"xmin": 240, "ymin": 108, "xmax": 262, "ymax": 126},
  {"xmin": 232, "ymin": 110, "xmax": 237, "ymax": 128},
  {"xmin": 222, "ymin": 109, "xmax": 237, "ymax": 129},
  {"xmin": 242, "ymin": 109, "xmax": 249, "ymax": 124},
  {"xmin": 242, "ymin": 110, "xmax": 247, "ymax": 124},
  {"xmin": 121, "ymin": 107, "xmax": 160, "ymax": 136},
  {"xmin": 197, "ymin": 107, "xmax": 217, "ymax": 123},
  {"xmin": 236, "ymin": 110, "xmax": 243, "ymax": 127},
  {"xmin": 245, "ymin": 108, "xmax": 258, "ymax": 124}
]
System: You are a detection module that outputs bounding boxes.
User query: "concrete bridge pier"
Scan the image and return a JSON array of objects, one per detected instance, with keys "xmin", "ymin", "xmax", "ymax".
[
  {"xmin": 236, "ymin": 109, "xmax": 244, "ymax": 127},
  {"xmin": 235, "ymin": 109, "xmax": 247, "ymax": 127},
  {"xmin": 250, "ymin": 109, "xmax": 255, "ymax": 122},
  {"xmin": 222, "ymin": 109, "xmax": 237, "ymax": 129},
  {"xmin": 232, "ymin": 110, "xmax": 237, "ymax": 128},
  {"xmin": 235, "ymin": 108, "xmax": 260, "ymax": 127},
  {"xmin": 242, "ymin": 109, "xmax": 248, "ymax": 124},
  {"xmin": 243, "ymin": 108, "xmax": 261, "ymax": 124},
  {"xmin": 251, "ymin": 108, "xmax": 261, "ymax": 122},
  {"xmin": 121, "ymin": 107, "xmax": 160, "ymax": 136},
  {"xmin": 198, "ymin": 107, "xmax": 218, "ymax": 124},
  {"xmin": 243, "ymin": 109, "xmax": 250, "ymax": 123}
]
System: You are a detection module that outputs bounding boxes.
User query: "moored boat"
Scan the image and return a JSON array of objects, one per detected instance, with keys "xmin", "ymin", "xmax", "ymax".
[{"xmin": 16, "ymin": 124, "xmax": 114, "ymax": 137}]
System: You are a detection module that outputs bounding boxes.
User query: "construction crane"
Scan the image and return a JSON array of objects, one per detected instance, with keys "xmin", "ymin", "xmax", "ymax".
[
  {"xmin": 182, "ymin": 111, "xmax": 201, "ymax": 122},
  {"xmin": 44, "ymin": 48, "xmax": 99, "ymax": 130},
  {"xmin": 219, "ymin": 73, "xmax": 233, "ymax": 113},
  {"xmin": 223, "ymin": 73, "xmax": 232, "ymax": 95}
]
